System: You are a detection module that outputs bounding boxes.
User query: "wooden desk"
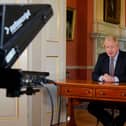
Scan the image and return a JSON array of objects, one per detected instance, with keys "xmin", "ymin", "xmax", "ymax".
[{"xmin": 56, "ymin": 80, "xmax": 126, "ymax": 126}]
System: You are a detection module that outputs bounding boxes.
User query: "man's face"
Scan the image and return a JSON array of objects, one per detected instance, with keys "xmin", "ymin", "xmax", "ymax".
[{"xmin": 104, "ymin": 39, "xmax": 119, "ymax": 57}]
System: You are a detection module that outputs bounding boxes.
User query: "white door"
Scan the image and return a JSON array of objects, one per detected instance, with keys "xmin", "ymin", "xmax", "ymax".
[
  {"xmin": 28, "ymin": 0, "xmax": 66, "ymax": 126},
  {"xmin": 0, "ymin": 0, "xmax": 66, "ymax": 126}
]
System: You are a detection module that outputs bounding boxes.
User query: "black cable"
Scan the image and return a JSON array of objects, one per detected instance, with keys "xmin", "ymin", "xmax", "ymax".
[
  {"xmin": 45, "ymin": 86, "xmax": 54, "ymax": 126},
  {"xmin": 40, "ymin": 82, "xmax": 54, "ymax": 126},
  {"xmin": 57, "ymin": 95, "xmax": 62, "ymax": 126},
  {"xmin": 41, "ymin": 79, "xmax": 60, "ymax": 126},
  {"xmin": 42, "ymin": 78, "xmax": 57, "ymax": 85},
  {"xmin": 42, "ymin": 79, "xmax": 62, "ymax": 126},
  {"xmin": 24, "ymin": 78, "xmax": 56, "ymax": 126}
]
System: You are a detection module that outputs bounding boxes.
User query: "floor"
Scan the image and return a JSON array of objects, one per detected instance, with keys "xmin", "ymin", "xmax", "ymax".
[
  {"xmin": 56, "ymin": 108, "xmax": 126, "ymax": 126},
  {"xmin": 74, "ymin": 109, "xmax": 103, "ymax": 126},
  {"xmin": 54, "ymin": 109, "xmax": 103, "ymax": 126},
  {"xmin": 74, "ymin": 102, "xmax": 103, "ymax": 126}
]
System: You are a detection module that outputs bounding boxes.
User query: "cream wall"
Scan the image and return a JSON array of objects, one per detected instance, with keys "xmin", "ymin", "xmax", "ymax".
[
  {"xmin": 94, "ymin": 0, "xmax": 126, "ymax": 36},
  {"xmin": 93, "ymin": 0, "xmax": 126, "ymax": 62},
  {"xmin": 27, "ymin": 0, "xmax": 66, "ymax": 126}
]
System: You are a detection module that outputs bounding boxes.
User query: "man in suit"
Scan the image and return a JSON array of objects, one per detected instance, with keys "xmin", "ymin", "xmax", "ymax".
[{"xmin": 88, "ymin": 35, "xmax": 126, "ymax": 126}]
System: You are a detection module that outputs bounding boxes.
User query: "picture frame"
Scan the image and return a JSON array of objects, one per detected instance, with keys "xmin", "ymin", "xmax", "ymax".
[
  {"xmin": 104, "ymin": 0, "xmax": 120, "ymax": 24},
  {"xmin": 67, "ymin": 8, "xmax": 76, "ymax": 40}
]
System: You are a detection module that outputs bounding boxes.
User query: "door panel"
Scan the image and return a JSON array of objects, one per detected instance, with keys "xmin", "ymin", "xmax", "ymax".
[{"xmin": 29, "ymin": 0, "xmax": 66, "ymax": 126}]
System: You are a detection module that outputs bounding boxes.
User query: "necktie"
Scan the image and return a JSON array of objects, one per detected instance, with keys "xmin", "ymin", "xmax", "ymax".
[{"xmin": 109, "ymin": 57, "xmax": 114, "ymax": 76}]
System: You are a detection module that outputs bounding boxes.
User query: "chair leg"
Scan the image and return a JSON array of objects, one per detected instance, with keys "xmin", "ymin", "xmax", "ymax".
[
  {"xmin": 96, "ymin": 107, "xmax": 118, "ymax": 126},
  {"xmin": 96, "ymin": 119, "xmax": 99, "ymax": 126}
]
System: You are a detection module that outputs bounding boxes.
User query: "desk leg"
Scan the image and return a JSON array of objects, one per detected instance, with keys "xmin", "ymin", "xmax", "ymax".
[{"xmin": 66, "ymin": 98, "xmax": 77, "ymax": 126}]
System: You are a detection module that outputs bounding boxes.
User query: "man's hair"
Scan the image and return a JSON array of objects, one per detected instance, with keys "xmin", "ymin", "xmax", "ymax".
[{"xmin": 103, "ymin": 35, "xmax": 119, "ymax": 47}]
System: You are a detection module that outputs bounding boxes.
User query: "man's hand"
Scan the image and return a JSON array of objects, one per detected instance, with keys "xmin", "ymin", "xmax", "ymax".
[{"xmin": 102, "ymin": 73, "xmax": 114, "ymax": 82}]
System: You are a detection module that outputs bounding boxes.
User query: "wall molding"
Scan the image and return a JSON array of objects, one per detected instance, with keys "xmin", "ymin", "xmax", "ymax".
[
  {"xmin": 66, "ymin": 66, "xmax": 94, "ymax": 69},
  {"xmin": 91, "ymin": 32, "xmax": 126, "ymax": 42}
]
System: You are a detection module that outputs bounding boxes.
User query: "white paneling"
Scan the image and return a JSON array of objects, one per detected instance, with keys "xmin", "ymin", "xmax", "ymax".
[
  {"xmin": 25, "ymin": 0, "xmax": 66, "ymax": 126},
  {"xmin": 13, "ymin": 49, "xmax": 28, "ymax": 70},
  {"xmin": 45, "ymin": 56, "xmax": 60, "ymax": 80},
  {"xmin": 0, "ymin": 90, "xmax": 18, "ymax": 119},
  {"xmin": 39, "ymin": 0, "xmax": 60, "ymax": 42}
]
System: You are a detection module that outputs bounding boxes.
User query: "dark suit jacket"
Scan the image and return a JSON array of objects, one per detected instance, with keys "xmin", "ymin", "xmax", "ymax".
[{"xmin": 92, "ymin": 50, "xmax": 126, "ymax": 82}]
